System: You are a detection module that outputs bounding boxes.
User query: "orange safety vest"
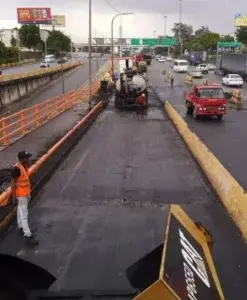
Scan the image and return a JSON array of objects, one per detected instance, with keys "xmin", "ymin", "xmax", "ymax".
[
  {"xmin": 14, "ymin": 162, "xmax": 31, "ymax": 197},
  {"xmin": 137, "ymin": 96, "xmax": 145, "ymax": 105}
]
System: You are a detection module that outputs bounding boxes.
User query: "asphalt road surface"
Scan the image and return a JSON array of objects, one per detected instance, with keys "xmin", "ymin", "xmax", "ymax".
[
  {"xmin": 149, "ymin": 60, "xmax": 247, "ymax": 190},
  {"xmin": 0, "ymin": 59, "xmax": 106, "ymax": 116},
  {"xmin": 0, "ymin": 89, "xmax": 247, "ymax": 299}
]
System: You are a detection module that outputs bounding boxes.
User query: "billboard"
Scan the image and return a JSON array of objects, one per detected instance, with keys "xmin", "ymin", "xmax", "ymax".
[
  {"xmin": 234, "ymin": 13, "xmax": 247, "ymax": 27},
  {"xmin": 17, "ymin": 8, "xmax": 52, "ymax": 24},
  {"xmin": 52, "ymin": 15, "xmax": 66, "ymax": 26}
]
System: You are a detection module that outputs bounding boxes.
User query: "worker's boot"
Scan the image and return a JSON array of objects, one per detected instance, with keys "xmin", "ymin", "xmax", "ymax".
[
  {"xmin": 24, "ymin": 235, "xmax": 39, "ymax": 246},
  {"xmin": 17, "ymin": 227, "xmax": 35, "ymax": 236}
]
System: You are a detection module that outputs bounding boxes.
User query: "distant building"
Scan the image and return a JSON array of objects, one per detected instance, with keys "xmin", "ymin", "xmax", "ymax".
[{"xmin": 0, "ymin": 28, "xmax": 19, "ymax": 47}]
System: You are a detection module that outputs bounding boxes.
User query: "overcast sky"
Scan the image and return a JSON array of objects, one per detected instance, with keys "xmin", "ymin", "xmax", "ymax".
[{"xmin": 0, "ymin": 0, "xmax": 243, "ymax": 42}]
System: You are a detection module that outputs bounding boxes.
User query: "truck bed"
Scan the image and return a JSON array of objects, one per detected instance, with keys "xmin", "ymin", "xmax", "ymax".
[{"xmin": 220, "ymin": 53, "xmax": 247, "ymax": 75}]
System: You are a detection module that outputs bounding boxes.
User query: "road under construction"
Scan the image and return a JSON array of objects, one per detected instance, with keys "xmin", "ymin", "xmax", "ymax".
[{"xmin": 0, "ymin": 60, "xmax": 247, "ymax": 299}]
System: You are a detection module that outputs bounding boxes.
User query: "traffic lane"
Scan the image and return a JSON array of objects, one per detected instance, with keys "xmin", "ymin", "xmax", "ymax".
[
  {"xmin": 0, "ymin": 95, "xmax": 219, "ymax": 292},
  {"xmin": 0, "ymin": 60, "xmax": 104, "ymax": 116},
  {"xmin": 186, "ymin": 65, "xmax": 247, "ymax": 101},
  {"xmin": 148, "ymin": 63, "xmax": 247, "ymax": 299},
  {"xmin": 150, "ymin": 61, "xmax": 247, "ymax": 189},
  {"xmin": 2, "ymin": 62, "xmax": 41, "ymax": 74},
  {"xmin": 2, "ymin": 61, "xmax": 67, "ymax": 74}
]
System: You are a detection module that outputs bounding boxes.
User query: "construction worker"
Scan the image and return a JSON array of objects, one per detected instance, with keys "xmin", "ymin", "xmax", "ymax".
[
  {"xmin": 11, "ymin": 150, "xmax": 38, "ymax": 245},
  {"xmin": 136, "ymin": 93, "xmax": 146, "ymax": 116},
  {"xmin": 170, "ymin": 72, "xmax": 175, "ymax": 87}
]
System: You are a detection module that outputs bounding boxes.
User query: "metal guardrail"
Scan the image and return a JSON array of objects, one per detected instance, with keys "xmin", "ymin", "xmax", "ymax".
[{"xmin": 0, "ymin": 60, "xmax": 111, "ymax": 146}]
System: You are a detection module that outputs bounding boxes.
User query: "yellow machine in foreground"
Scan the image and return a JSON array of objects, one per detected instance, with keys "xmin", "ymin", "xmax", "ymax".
[{"xmin": 1, "ymin": 205, "xmax": 225, "ymax": 300}]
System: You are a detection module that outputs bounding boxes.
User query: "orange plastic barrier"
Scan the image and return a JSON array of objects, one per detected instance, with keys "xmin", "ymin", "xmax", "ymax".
[
  {"xmin": 0, "ymin": 101, "xmax": 103, "ymax": 207},
  {"xmin": 0, "ymin": 62, "xmax": 80, "ymax": 83},
  {"xmin": 0, "ymin": 60, "xmax": 111, "ymax": 146}
]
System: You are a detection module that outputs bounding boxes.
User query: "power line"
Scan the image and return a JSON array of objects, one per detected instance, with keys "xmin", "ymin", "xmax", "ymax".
[{"xmin": 104, "ymin": 0, "xmax": 121, "ymax": 13}]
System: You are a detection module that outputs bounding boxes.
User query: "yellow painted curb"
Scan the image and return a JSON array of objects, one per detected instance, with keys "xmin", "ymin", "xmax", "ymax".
[{"xmin": 164, "ymin": 100, "xmax": 247, "ymax": 240}]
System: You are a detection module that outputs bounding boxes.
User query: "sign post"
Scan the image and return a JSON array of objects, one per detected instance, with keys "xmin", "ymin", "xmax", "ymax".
[
  {"xmin": 39, "ymin": 30, "xmax": 49, "ymax": 68},
  {"xmin": 129, "ymin": 205, "xmax": 225, "ymax": 300}
]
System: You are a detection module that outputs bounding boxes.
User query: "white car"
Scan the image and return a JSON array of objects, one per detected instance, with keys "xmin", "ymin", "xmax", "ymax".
[
  {"xmin": 190, "ymin": 70, "xmax": 203, "ymax": 78},
  {"xmin": 196, "ymin": 64, "xmax": 208, "ymax": 74},
  {"xmin": 208, "ymin": 64, "xmax": 216, "ymax": 71},
  {"xmin": 166, "ymin": 56, "xmax": 172, "ymax": 61},
  {"xmin": 173, "ymin": 59, "xmax": 188, "ymax": 72},
  {"xmin": 222, "ymin": 74, "xmax": 243, "ymax": 87},
  {"xmin": 40, "ymin": 61, "xmax": 50, "ymax": 68},
  {"xmin": 158, "ymin": 57, "xmax": 165, "ymax": 62}
]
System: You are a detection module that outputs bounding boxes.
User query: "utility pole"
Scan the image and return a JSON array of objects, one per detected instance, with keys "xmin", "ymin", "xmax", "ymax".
[
  {"xmin": 179, "ymin": 0, "xmax": 182, "ymax": 57},
  {"xmin": 17, "ymin": 29, "xmax": 21, "ymax": 63},
  {"xmin": 88, "ymin": 0, "xmax": 92, "ymax": 110},
  {"xmin": 111, "ymin": 13, "xmax": 132, "ymax": 73},
  {"xmin": 164, "ymin": 16, "xmax": 167, "ymax": 37}
]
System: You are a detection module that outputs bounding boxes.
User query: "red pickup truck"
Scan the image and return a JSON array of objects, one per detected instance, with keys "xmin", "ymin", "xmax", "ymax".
[{"xmin": 184, "ymin": 84, "xmax": 227, "ymax": 120}]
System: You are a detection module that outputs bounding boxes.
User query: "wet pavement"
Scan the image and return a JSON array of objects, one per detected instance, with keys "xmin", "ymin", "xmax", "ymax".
[
  {"xmin": 0, "ymin": 90, "xmax": 247, "ymax": 299},
  {"xmin": 149, "ymin": 61, "xmax": 247, "ymax": 190}
]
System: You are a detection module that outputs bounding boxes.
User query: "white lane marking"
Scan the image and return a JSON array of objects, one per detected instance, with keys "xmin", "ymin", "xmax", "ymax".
[{"xmin": 60, "ymin": 149, "xmax": 89, "ymax": 194}]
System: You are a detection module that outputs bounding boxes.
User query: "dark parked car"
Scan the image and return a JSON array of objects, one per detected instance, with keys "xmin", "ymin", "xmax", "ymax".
[{"xmin": 57, "ymin": 58, "xmax": 66, "ymax": 64}]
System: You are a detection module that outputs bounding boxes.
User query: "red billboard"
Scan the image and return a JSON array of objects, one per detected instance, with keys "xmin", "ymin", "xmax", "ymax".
[{"xmin": 17, "ymin": 8, "xmax": 52, "ymax": 24}]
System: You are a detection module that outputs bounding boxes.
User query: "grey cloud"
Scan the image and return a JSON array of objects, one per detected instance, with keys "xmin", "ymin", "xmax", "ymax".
[{"xmin": 1, "ymin": 0, "xmax": 245, "ymax": 33}]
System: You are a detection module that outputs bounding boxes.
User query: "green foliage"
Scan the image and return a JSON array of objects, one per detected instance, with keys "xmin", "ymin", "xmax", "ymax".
[
  {"xmin": 19, "ymin": 24, "xmax": 42, "ymax": 49},
  {"xmin": 236, "ymin": 27, "xmax": 247, "ymax": 45},
  {"xmin": 190, "ymin": 42, "xmax": 204, "ymax": 51},
  {"xmin": 184, "ymin": 32, "xmax": 220, "ymax": 52},
  {"xmin": 172, "ymin": 23, "xmax": 193, "ymax": 41},
  {"xmin": 221, "ymin": 35, "xmax": 235, "ymax": 42},
  {"xmin": 194, "ymin": 26, "xmax": 210, "ymax": 37},
  {"xmin": 0, "ymin": 41, "xmax": 19, "ymax": 64},
  {"xmin": 47, "ymin": 30, "xmax": 71, "ymax": 53}
]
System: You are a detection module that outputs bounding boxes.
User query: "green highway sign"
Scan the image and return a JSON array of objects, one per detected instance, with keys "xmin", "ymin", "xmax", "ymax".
[
  {"xmin": 130, "ymin": 37, "xmax": 177, "ymax": 47},
  {"xmin": 218, "ymin": 41, "xmax": 242, "ymax": 48},
  {"xmin": 142, "ymin": 38, "xmax": 158, "ymax": 46},
  {"xmin": 160, "ymin": 37, "xmax": 177, "ymax": 46},
  {"xmin": 131, "ymin": 38, "xmax": 140, "ymax": 45}
]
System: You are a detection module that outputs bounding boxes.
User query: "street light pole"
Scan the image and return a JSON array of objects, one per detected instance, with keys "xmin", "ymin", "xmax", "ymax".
[
  {"xmin": 17, "ymin": 30, "xmax": 21, "ymax": 63},
  {"xmin": 89, "ymin": 0, "xmax": 92, "ymax": 110},
  {"xmin": 179, "ymin": 0, "xmax": 182, "ymax": 57},
  {"xmin": 111, "ymin": 12, "xmax": 132, "ymax": 74},
  {"xmin": 164, "ymin": 16, "xmax": 167, "ymax": 37}
]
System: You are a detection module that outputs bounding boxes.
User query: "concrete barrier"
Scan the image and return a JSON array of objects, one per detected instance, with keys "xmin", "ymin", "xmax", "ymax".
[
  {"xmin": 0, "ymin": 63, "xmax": 80, "ymax": 107},
  {"xmin": 164, "ymin": 100, "xmax": 247, "ymax": 240},
  {"xmin": 184, "ymin": 75, "xmax": 193, "ymax": 84},
  {"xmin": 230, "ymin": 89, "xmax": 242, "ymax": 109}
]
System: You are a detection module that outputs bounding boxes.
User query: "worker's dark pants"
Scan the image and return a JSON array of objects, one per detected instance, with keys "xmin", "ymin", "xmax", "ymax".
[
  {"xmin": 136, "ymin": 104, "xmax": 145, "ymax": 116},
  {"xmin": 171, "ymin": 79, "xmax": 174, "ymax": 86}
]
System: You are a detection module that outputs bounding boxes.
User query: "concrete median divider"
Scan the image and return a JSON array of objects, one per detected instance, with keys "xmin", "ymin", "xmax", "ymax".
[
  {"xmin": 0, "ymin": 62, "xmax": 81, "ymax": 83},
  {"xmin": 164, "ymin": 100, "xmax": 247, "ymax": 240},
  {"xmin": 184, "ymin": 75, "xmax": 193, "ymax": 84},
  {"xmin": 230, "ymin": 89, "xmax": 242, "ymax": 109}
]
